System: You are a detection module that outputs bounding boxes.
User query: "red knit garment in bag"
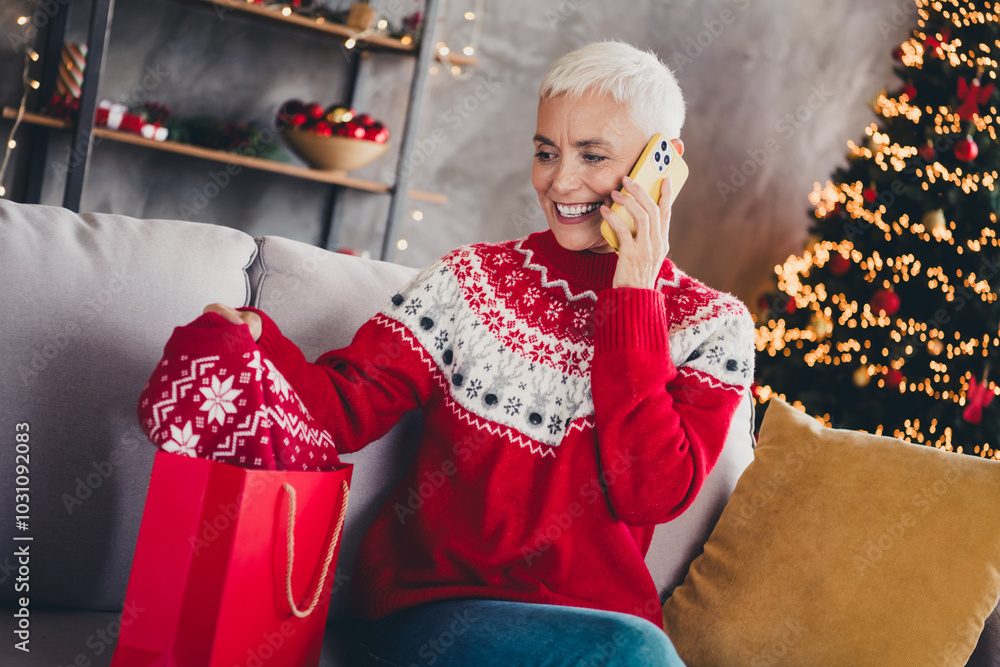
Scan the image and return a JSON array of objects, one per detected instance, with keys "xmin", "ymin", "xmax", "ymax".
[{"xmin": 138, "ymin": 312, "xmax": 341, "ymax": 471}]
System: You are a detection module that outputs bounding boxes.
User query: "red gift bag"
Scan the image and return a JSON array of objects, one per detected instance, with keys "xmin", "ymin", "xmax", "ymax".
[{"xmin": 111, "ymin": 450, "xmax": 352, "ymax": 667}]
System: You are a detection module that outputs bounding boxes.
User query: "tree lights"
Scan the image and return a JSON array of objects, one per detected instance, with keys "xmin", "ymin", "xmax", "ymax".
[{"xmin": 756, "ymin": 0, "xmax": 1000, "ymax": 459}]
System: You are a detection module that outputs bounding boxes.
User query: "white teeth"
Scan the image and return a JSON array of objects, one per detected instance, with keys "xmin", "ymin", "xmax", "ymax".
[{"xmin": 555, "ymin": 202, "xmax": 601, "ymax": 217}]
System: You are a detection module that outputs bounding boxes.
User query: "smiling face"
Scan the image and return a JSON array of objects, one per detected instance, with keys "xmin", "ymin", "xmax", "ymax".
[{"xmin": 532, "ymin": 92, "xmax": 649, "ymax": 254}]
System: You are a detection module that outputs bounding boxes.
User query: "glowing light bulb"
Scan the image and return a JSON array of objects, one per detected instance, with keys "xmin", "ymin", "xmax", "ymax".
[
  {"xmin": 397, "ymin": 239, "xmax": 408, "ymax": 250},
  {"xmin": 463, "ymin": 46, "xmax": 475, "ymax": 56},
  {"xmin": 412, "ymin": 210, "xmax": 423, "ymax": 221},
  {"xmin": 465, "ymin": 11, "xmax": 476, "ymax": 20},
  {"xmin": 345, "ymin": 38, "xmax": 356, "ymax": 49}
]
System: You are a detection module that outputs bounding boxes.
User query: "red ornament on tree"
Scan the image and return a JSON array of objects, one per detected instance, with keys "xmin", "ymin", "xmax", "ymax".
[
  {"xmin": 870, "ymin": 289, "xmax": 900, "ymax": 315},
  {"xmin": 963, "ymin": 375, "xmax": 995, "ymax": 424},
  {"xmin": 829, "ymin": 252, "xmax": 851, "ymax": 276},
  {"xmin": 956, "ymin": 77, "xmax": 995, "ymax": 121},
  {"xmin": 901, "ymin": 84, "xmax": 917, "ymax": 101},
  {"xmin": 883, "ymin": 367, "xmax": 903, "ymax": 386},
  {"xmin": 955, "ymin": 135, "xmax": 979, "ymax": 162},
  {"xmin": 863, "ymin": 186, "xmax": 878, "ymax": 203},
  {"xmin": 918, "ymin": 141, "xmax": 936, "ymax": 160}
]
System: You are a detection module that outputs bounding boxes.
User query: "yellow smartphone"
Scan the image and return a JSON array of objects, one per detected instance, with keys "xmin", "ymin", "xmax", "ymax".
[{"xmin": 601, "ymin": 134, "xmax": 688, "ymax": 251}]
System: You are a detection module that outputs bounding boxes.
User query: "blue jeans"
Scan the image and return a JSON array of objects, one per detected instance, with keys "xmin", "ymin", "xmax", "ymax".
[{"xmin": 349, "ymin": 599, "xmax": 686, "ymax": 666}]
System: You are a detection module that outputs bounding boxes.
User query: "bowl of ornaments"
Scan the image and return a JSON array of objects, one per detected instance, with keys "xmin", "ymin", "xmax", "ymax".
[{"xmin": 278, "ymin": 100, "xmax": 390, "ymax": 172}]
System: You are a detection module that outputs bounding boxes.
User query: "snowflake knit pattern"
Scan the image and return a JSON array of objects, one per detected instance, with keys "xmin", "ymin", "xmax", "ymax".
[
  {"xmin": 138, "ymin": 312, "xmax": 341, "ymax": 471},
  {"xmin": 247, "ymin": 229, "xmax": 756, "ymax": 626}
]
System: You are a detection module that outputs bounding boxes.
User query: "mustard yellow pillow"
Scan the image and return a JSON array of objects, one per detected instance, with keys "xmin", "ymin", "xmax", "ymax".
[{"xmin": 662, "ymin": 398, "xmax": 1000, "ymax": 667}]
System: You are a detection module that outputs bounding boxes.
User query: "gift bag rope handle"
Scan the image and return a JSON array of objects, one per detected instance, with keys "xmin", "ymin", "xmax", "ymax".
[{"xmin": 282, "ymin": 480, "xmax": 350, "ymax": 619}]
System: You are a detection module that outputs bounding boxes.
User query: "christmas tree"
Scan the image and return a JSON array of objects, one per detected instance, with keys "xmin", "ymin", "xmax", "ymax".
[{"xmin": 755, "ymin": 0, "xmax": 1000, "ymax": 459}]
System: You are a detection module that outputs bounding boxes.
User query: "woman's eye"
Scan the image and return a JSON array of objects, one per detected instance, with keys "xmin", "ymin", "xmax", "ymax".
[
  {"xmin": 583, "ymin": 154, "xmax": 606, "ymax": 164},
  {"xmin": 534, "ymin": 150, "xmax": 556, "ymax": 163}
]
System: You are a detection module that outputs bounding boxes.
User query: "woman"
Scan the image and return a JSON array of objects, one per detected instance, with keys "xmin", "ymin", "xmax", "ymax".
[{"xmin": 209, "ymin": 40, "xmax": 754, "ymax": 666}]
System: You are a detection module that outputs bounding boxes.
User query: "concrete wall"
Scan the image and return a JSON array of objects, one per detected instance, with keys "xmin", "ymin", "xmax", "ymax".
[{"xmin": 0, "ymin": 0, "xmax": 913, "ymax": 303}]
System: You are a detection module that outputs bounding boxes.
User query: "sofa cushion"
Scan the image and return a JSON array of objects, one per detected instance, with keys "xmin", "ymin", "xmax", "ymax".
[
  {"xmin": 662, "ymin": 398, "xmax": 1000, "ymax": 667},
  {"xmin": 248, "ymin": 235, "xmax": 421, "ymax": 620},
  {"xmin": 0, "ymin": 201, "xmax": 258, "ymax": 611}
]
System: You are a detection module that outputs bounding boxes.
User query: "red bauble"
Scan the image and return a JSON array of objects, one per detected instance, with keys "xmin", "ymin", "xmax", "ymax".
[
  {"xmin": 757, "ymin": 294, "xmax": 770, "ymax": 312},
  {"xmin": 955, "ymin": 135, "xmax": 979, "ymax": 162},
  {"xmin": 863, "ymin": 187, "xmax": 878, "ymax": 203},
  {"xmin": 784, "ymin": 298, "xmax": 797, "ymax": 314},
  {"xmin": 829, "ymin": 253, "xmax": 851, "ymax": 276},
  {"xmin": 870, "ymin": 289, "xmax": 900, "ymax": 315},
  {"xmin": 356, "ymin": 113, "xmax": 377, "ymax": 127},
  {"xmin": 918, "ymin": 141, "xmax": 936, "ymax": 160},
  {"xmin": 278, "ymin": 99, "xmax": 304, "ymax": 119},
  {"xmin": 312, "ymin": 120, "xmax": 333, "ymax": 137},
  {"xmin": 901, "ymin": 84, "xmax": 917, "ymax": 100},
  {"xmin": 892, "ymin": 45, "xmax": 905, "ymax": 61},
  {"xmin": 883, "ymin": 367, "xmax": 903, "ymax": 386},
  {"xmin": 338, "ymin": 121, "xmax": 366, "ymax": 140},
  {"xmin": 306, "ymin": 102, "xmax": 325, "ymax": 120}
]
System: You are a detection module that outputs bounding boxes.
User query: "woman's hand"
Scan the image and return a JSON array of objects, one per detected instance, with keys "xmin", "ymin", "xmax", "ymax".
[
  {"xmin": 601, "ymin": 175, "xmax": 674, "ymax": 290},
  {"xmin": 203, "ymin": 303, "xmax": 262, "ymax": 342}
]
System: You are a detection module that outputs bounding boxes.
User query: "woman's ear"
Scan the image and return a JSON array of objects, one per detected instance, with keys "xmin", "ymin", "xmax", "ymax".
[{"xmin": 670, "ymin": 138, "xmax": 685, "ymax": 156}]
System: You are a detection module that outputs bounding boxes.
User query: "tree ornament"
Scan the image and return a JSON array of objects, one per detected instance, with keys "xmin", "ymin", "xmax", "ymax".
[
  {"xmin": 955, "ymin": 135, "xmax": 979, "ymax": 162},
  {"xmin": 927, "ymin": 338, "xmax": 944, "ymax": 356},
  {"xmin": 870, "ymin": 289, "xmax": 900, "ymax": 316},
  {"xmin": 918, "ymin": 140, "xmax": 936, "ymax": 160},
  {"xmin": 853, "ymin": 366, "xmax": 872, "ymax": 387},
  {"xmin": 901, "ymin": 84, "xmax": 917, "ymax": 101},
  {"xmin": 325, "ymin": 105, "xmax": 354, "ymax": 124},
  {"xmin": 922, "ymin": 208, "xmax": 946, "ymax": 237},
  {"xmin": 883, "ymin": 367, "xmax": 903, "ymax": 387},
  {"xmin": 892, "ymin": 45, "xmax": 905, "ymax": 61},
  {"xmin": 863, "ymin": 185, "xmax": 878, "ymax": 204},
  {"xmin": 956, "ymin": 77, "xmax": 995, "ymax": 122},
  {"xmin": 829, "ymin": 252, "xmax": 851, "ymax": 276},
  {"xmin": 963, "ymin": 375, "xmax": 995, "ymax": 424},
  {"xmin": 923, "ymin": 30, "xmax": 950, "ymax": 58},
  {"xmin": 808, "ymin": 312, "xmax": 834, "ymax": 340}
]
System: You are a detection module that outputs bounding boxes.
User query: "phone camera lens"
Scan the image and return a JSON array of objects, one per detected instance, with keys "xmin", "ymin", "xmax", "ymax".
[
  {"xmin": 654, "ymin": 151, "xmax": 661, "ymax": 163},
  {"xmin": 660, "ymin": 140, "xmax": 668, "ymax": 151}
]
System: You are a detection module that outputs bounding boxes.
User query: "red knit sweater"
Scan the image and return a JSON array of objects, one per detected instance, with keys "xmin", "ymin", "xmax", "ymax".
[{"xmin": 248, "ymin": 230, "xmax": 755, "ymax": 626}]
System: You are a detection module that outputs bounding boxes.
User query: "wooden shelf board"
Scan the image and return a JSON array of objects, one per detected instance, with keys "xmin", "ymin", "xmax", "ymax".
[
  {"xmin": 437, "ymin": 52, "xmax": 479, "ymax": 67},
  {"xmin": 2, "ymin": 107, "xmax": 71, "ymax": 129},
  {"xmin": 95, "ymin": 128, "xmax": 392, "ymax": 190},
  {"xmin": 197, "ymin": 0, "xmax": 416, "ymax": 51},
  {"xmin": 4, "ymin": 114, "xmax": 448, "ymax": 203},
  {"xmin": 193, "ymin": 1, "xmax": 478, "ymax": 66}
]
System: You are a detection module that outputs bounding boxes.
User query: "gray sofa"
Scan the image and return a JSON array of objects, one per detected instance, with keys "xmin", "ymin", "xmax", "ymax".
[{"xmin": 0, "ymin": 199, "xmax": 773, "ymax": 665}]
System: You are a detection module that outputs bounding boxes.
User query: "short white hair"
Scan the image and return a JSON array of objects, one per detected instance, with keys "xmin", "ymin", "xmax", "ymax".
[{"xmin": 538, "ymin": 41, "xmax": 686, "ymax": 140}]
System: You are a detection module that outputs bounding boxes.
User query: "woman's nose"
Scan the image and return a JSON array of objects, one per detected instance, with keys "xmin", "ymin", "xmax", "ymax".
[{"xmin": 551, "ymin": 160, "xmax": 581, "ymax": 194}]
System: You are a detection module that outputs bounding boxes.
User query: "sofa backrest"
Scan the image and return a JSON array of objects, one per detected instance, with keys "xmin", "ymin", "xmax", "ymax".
[
  {"xmin": 0, "ymin": 201, "xmax": 258, "ymax": 611},
  {"xmin": 247, "ymin": 234, "xmax": 421, "ymax": 619},
  {"xmin": 0, "ymin": 200, "xmax": 753, "ymax": 622}
]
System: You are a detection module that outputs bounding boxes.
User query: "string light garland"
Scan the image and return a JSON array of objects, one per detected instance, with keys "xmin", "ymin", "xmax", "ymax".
[
  {"xmin": 0, "ymin": 6, "xmax": 40, "ymax": 199},
  {"xmin": 755, "ymin": 0, "xmax": 1000, "ymax": 459},
  {"xmin": 429, "ymin": 0, "xmax": 484, "ymax": 80}
]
